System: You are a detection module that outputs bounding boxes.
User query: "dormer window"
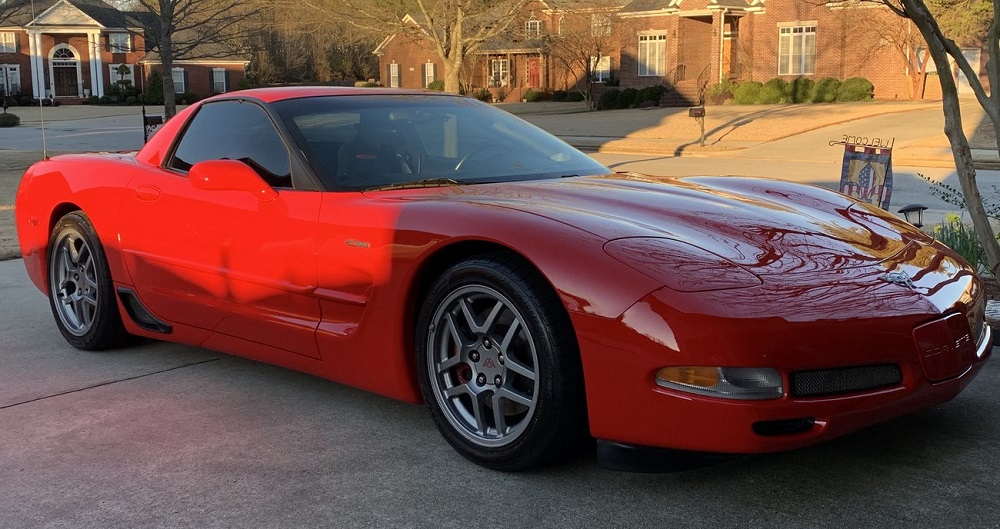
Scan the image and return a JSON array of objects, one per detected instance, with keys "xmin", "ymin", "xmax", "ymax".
[{"xmin": 525, "ymin": 18, "xmax": 542, "ymax": 37}]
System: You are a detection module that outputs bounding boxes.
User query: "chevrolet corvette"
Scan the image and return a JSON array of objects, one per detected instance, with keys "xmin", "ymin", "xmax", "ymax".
[{"xmin": 15, "ymin": 87, "xmax": 991, "ymax": 471}]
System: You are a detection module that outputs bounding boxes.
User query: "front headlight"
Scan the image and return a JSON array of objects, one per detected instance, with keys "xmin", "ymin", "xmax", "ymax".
[
  {"xmin": 604, "ymin": 237, "xmax": 761, "ymax": 292},
  {"xmin": 655, "ymin": 366, "xmax": 783, "ymax": 400}
]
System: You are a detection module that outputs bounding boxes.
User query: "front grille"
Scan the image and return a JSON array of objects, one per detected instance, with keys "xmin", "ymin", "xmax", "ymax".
[{"xmin": 790, "ymin": 364, "xmax": 902, "ymax": 398}]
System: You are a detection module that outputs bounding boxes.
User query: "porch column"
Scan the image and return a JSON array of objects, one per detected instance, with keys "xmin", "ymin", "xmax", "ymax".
[
  {"xmin": 87, "ymin": 32, "xmax": 98, "ymax": 97},
  {"xmin": 28, "ymin": 31, "xmax": 41, "ymax": 98},
  {"xmin": 92, "ymin": 32, "xmax": 105, "ymax": 97}
]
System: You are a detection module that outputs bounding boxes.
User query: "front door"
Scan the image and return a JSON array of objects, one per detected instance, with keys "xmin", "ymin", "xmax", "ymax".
[
  {"xmin": 527, "ymin": 59, "xmax": 540, "ymax": 87},
  {"xmin": 53, "ymin": 67, "xmax": 77, "ymax": 96}
]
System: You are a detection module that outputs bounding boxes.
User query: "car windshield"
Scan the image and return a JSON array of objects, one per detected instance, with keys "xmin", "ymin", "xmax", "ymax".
[{"xmin": 271, "ymin": 94, "xmax": 610, "ymax": 191}]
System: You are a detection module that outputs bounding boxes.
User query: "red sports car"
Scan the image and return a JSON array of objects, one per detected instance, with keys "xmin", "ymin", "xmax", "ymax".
[{"xmin": 15, "ymin": 87, "xmax": 991, "ymax": 471}]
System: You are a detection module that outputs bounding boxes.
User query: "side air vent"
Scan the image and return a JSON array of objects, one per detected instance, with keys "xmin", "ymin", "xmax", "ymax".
[
  {"xmin": 790, "ymin": 364, "xmax": 902, "ymax": 398},
  {"xmin": 117, "ymin": 288, "xmax": 172, "ymax": 334}
]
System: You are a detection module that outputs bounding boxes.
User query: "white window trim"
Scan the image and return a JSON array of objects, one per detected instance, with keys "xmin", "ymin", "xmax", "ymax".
[
  {"xmin": 778, "ymin": 24, "xmax": 816, "ymax": 76},
  {"xmin": 489, "ymin": 59, "xmax": 509, "ymax": 88},
  {"xmin": 1, "ymin": 64, "xmax": 21, "ymax": 95},
  {"xmin": 171, "ymin": 67, "xmax": 185, "ymax": 93},
  {"xmin": 591, "ymin": 14, "xmax": 612, "ymax": 37},
  {"xmin": 212, "ymin": 67, "xmax": 227, "ymax": 93},
  {"xmin": 424, "ymin": 62, "xmax": 435, "ymax": 88},
  {"xmin": 590, "ymin": 56, "xmax": 611, "ymax": 83},
  {"xmin": 0, "ymin": 32, "xmax": 16, "ymax": 53},
  {"xmin": 637, "ymin": 33, "xmax": 667, "ymax": 77},
  {"xmin": 525, "ymin": 18, "xmax": 542, "ymax": 37},
  {"xmin": 108, "ymin": 63, "xmax": 135, "ymax": 85},
  {"xmin": 109, "ymin": 33, "xmax": 131, "ymax": 53},
  {"xmin": 389, "ymin": 62, "xmax": 400, "ymax": 88}
]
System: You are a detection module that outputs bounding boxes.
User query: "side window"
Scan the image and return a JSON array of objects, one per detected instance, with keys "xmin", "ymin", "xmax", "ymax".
[{"xmin": 169, "ymin": 101, "xmax": 292, "ymax": 188}]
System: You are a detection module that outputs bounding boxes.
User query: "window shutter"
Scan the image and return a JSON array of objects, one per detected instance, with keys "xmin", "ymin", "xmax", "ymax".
[
  {"xmin": 225, "ymin": 71, "xmax": 230, "ymax": 92},
  {"xmin": 183, "ymin": 70, "xmax": 189, "ymax": 93},
  {"xmin": 209, "ymin": 70, "xmax": 214, "ymax": 93},
  {"xmin": 421, "ymin": 64, "xmax": 426, "ymax": 87},
  {"xmin": 387, "ymin": 65, "xmax": 391, "ymax": 87}
]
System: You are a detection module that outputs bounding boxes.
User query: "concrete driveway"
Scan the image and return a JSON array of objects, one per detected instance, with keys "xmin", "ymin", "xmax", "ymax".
[{"xmin": 1, "ymin": 257, "xmax": 998, "ymax": 528}]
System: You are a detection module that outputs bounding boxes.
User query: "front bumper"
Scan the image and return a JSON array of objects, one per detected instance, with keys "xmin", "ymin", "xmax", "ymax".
[{"xmin": 574, "ymin": 273, "xmax": 991, "ymax": 455}]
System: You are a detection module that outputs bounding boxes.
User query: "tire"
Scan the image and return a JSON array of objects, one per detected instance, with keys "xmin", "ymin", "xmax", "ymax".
[
  {"xmin": 416, "ymin": 253, "xmax": 588, "ymax": 470},
  {"xmin": 47, "ymin": 211, "xmax": 129, "ymax": 350}
]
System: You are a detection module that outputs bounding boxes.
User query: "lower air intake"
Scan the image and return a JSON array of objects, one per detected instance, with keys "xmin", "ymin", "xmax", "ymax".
[{"xmin": 790, "ymin": 364, "xmax": 902, "ymax": 398}]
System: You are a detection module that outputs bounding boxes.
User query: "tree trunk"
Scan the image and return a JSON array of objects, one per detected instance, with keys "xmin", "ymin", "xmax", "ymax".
[
  {"xmin": 444, "ymin": 59, "xmax": 462, "ymax": 93},
  {"xmin": 160, "ymin": 26, "xmax": 177, "ymax": 119},
  {"xmin": 904, "ymin": 0, "xmax": 1000, "ymax": 274}
]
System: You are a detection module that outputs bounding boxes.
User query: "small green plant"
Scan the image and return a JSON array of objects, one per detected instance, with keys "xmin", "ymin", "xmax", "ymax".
[
  {"xmin": 564, "ymin": 91, "xmax": 585, "ymax": 102},
  {"xmin": 552, "ymin": 90, "xmax": 567, "ymax": 102},
  {"xmin": 0, "ymin": 112, "xmax": 19, "ymax": 127},
  {"xmin": 933, "ymin": 214, "xmax": 987, "ymax": 274},
  {"xmin": 470, "ymin": 88, "xmax": 492, "ymax": 102},
  {"xmin": 919, "ymin": 173, "xmax": 1000, "ymax": 221},
  {"xmin": 757, "ymin": 84, "xmax": 784, "ymax": 104},
  {"xmin": 786, "ymin": 77, "xmax": 814, "ymax": 103},
  {"xmin": 705, "ymin": 79, "xmax": 737, "ymax": 105},
  {"xmin": 523, "ymin": 89, "xmax": 543, "ymax": 102},
  {"xmin": 427, "ymin": 80, "xmax": 445, "ymax": 91}
]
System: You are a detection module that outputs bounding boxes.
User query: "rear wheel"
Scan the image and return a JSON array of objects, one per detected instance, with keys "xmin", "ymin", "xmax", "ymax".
[
  {"xmin": 47, "ymin": 211, "xmax": 128, "ymax": 350},
  {"xmin": 416, "ymin": 254, "xmax": 587, "ymax": 470}
]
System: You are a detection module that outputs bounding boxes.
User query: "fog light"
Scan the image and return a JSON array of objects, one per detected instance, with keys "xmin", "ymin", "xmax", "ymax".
[{"xmin": 655, "ymin": 367, "xmax": 783, "ymax": 400}]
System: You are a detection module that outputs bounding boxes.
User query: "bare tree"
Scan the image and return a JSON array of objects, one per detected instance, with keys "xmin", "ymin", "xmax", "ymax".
[
  {"xmin": 877, "ymin": 0, "xmax": 1000, "ymax": 273},
  {"xmin": 302, "ymin": 0, "xmax": 533, "ymax": 93},
  {"xmin": 132, "ymin": 0, "xmax": 263, "ymax": 118},
  {"xmin": 549, "ymin": 1, "xmax": 631, "ymax": 109}
]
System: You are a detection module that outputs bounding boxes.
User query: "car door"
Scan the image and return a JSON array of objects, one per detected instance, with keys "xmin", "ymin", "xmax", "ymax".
[{"xmin": 118, "ymin": 100, "xmax": 323, "ymax": 359}]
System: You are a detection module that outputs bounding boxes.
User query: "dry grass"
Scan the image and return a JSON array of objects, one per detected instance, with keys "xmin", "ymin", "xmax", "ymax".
[{"xmin": 0, "ymin": 152, "xmax": 44, "ymax": 261}]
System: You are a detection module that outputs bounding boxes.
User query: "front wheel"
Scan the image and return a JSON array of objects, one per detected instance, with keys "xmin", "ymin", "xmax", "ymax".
[
  {"xmin": 416, "ymin": 254, "xmax": 587, "ymax": 470},
  {"xmin": 47, "ymin": 211, "xmax": 128, "ymax": 350}
]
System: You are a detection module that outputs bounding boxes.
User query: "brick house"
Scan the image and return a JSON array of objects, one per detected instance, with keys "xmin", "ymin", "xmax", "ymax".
[
  {"xmin": 375, "ymin": 0, "xmax": 985, "ymax": 104},
  {"xmin": 0, "ymin": 0, "xmax": 247, "ymax": 102}
]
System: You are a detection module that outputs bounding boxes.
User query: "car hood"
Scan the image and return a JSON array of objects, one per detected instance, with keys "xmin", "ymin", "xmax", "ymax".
[{"xmin": 445, "ymin": 173, "xmax": 927, "ymax": 277}]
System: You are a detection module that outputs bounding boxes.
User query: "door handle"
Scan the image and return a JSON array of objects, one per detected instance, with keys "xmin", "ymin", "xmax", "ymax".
[{"xmin": 134, "ymin": 184, "xmax": 161, "ymax": 203}]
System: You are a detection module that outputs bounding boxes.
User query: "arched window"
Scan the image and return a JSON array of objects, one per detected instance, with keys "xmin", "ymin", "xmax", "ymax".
[{"xmin": 53, "ymin": 48, "xmax": 76, "ymax": 59}]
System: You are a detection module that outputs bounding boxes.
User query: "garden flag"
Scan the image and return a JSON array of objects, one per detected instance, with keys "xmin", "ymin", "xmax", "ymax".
[{"xmin": 839, "ymin": 144, "xmax": 893, "ymax": 209}]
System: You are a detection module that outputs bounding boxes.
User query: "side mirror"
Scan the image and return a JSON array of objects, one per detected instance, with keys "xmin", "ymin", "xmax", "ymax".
[{"xmin": 189, "ymin": 159, "xmax": 278, "ymax": 202}]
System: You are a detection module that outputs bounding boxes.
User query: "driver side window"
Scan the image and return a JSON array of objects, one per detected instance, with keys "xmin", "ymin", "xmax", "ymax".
[{"xmin": 169, "ymin": 101, "xmax": 292, "ymax": 188}]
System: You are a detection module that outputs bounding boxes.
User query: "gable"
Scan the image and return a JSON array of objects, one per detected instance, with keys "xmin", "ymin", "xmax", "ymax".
[{"xmin": 27, "ymin": 0, "xmax": 103, "ymax": 28}]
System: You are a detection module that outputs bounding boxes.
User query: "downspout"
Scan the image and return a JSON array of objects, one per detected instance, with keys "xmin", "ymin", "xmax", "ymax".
[{"xmin": 718, "ymin": 8, "xmax": 728, "ymax": 82}]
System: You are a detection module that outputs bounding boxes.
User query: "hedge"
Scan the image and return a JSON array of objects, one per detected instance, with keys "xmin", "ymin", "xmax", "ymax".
[
  {"xmin": 598, "ymin": 88, "xmax": 620, "ymax": 110},
  {"xmin": 732, "ymin": 81, "xmax": 762, "ymax": 104},
  {"xmin": 836, "ymin": 77, "xmax": 874, "ymax": 102}
]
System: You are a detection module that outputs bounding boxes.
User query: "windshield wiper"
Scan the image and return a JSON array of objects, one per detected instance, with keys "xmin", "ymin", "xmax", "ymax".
[{"xmin": 367, "ymin": 178, "xmax": 462, "ymax": 191}]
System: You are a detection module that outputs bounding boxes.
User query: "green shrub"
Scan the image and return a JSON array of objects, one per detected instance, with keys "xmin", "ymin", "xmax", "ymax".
[
  {"xmin": 354, "ymin": 80, "xmax": 380, "ymax": 87},
  {"xmin": 706, "ymin": 79, "xmax": 737, "ymax": 105},
  {"xmin": 811, "ymin": 77, "xmax": 840, "ymax": 103},
  {"xmin": 640, "ymin": 85, "xmax": 665, "ymax": 105},
  {"xmin": 564, "ymin": 91, "xmax": 585, "ymax": 102},
  {"xmin": 427, "ymin": 80, "xmax": 445, "ymax": 91},
  {"xmin": 732, "ymin": 81, "xmax": 762, "ymax": 104},
  {"xmin": 99, "ymin": 95, "xmax": 111, "ymax": 105},
  {"xmin": 0, "ymin": 112, "xmax": 19, "ymax": 127},
  {"xmin": 598, "ymin": 88, "xmax": 620, "ymax": 110},
  {"xmin": 764, "ymin": 77, "xmax": 787, "ymax": 95},
  {"xmin": 786, "ymin": 77, "xmax": 814, "ymax": 103},
  {"xmin": 552, "ymin": 90, "xmax": 567, "ymax": 102},
  {"xmin": 836, "ymin": 77, "xmax": 874, "ymax": 102},
  {"xmin": 125, "ymin": 95, "xmax": 138, "ymax": 105},
  {"xmin": 757, "ymin": 84, "xmax": 784, "ymax": 104},
  {"xmin": 4, "ymin": 96, "xmax": 17, "ymax": 107},
  {"xmin": 933, "ymin": 214, "xmax": 986, "ymax": 274},
  {"xmin": 146, "ymin": 70, "xmax": 165, "ymax": 105},
  {"xmin": 88, "ymin": 95, "xmax": 100, "ymax": 105},
  {"xmin": 20, "ymin": 96, "xmax": 32, "ymax": 106},
  {"xmin": 471, "ymin": 88, "xmax": 493, "ymax": 102},
  {"xmin": 524, "ymin": 89, "xmax": 543, "ymax": 102},
  {"xmin": 617, "ymin": 87, "xmax": 638, "ymax": 109}
]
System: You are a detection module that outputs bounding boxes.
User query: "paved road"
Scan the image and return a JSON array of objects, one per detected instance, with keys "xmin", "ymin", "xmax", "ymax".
[
  {"xmin": 0, "ymin": 114, "xmax": 147, "ymax": 153},
  {"xmin": 2, "ymin": 260, "xmax": 999, "ymax": 528}
]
